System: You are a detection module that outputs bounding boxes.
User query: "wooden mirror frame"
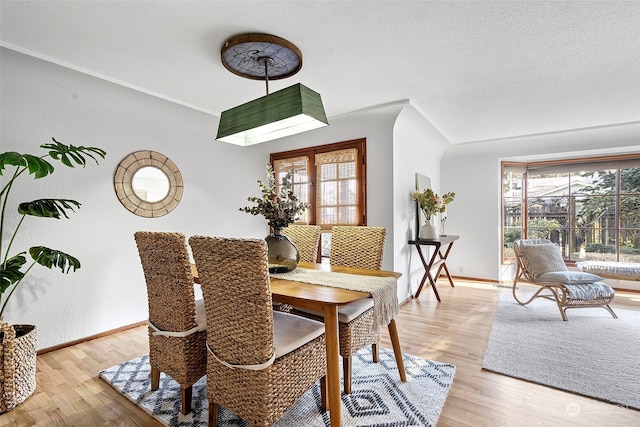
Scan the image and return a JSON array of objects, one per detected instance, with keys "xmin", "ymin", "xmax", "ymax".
[{"xmin": 114, "ymin": 151, "xmax": 183, "ymax": 218}]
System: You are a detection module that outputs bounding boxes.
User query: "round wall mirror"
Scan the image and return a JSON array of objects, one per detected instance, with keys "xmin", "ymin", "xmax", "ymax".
[
  {"xmin": 132, "ymin": 166, "xmax": 170, "ymax": 202},
  {"xmin": 114, "ymin": 151, "xmax": 183, "ymax": 218}
]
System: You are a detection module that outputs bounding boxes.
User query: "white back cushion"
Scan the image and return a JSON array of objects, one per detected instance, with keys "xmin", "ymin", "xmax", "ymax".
[{"xmin": 520, "ymin": 243, "xmax": 568, "ymax": 279}]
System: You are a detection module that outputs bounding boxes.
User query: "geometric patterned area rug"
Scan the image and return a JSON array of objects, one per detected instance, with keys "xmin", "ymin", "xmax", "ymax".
[
  {"xmin": 483, "ymin": 294, "xmax": 640, "ymax": 410},
  {"xmin": 99, "ymin": 347, "xmax": 455, "ymax": 427}
]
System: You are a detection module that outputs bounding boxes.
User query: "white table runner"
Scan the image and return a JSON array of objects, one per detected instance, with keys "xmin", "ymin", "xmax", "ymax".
[{"xmin": 271, "ymin": 268, "xmax": 399, "ymax": 327}]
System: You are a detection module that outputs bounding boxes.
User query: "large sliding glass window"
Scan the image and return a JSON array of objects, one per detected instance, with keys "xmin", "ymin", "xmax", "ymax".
[{"xmin": 502, "ymin": 156, "xmax": 640, "ymax": 264}]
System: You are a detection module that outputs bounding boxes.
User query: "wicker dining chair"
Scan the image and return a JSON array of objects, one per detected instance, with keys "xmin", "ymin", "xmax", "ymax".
[
  {"xmin": 134, "ymin": 231, "xmax": 207, "ymax": 415},
  {"xmin": 189, "ymin": 236, "xmax": 327, "ymax": 427},
  {"xmin": 281, "ymin": 224, "xmax": 322, "ymax": 263},
  {"xmin": 330, "ymin": 225, "xmax": 389, "ymax": 393},
  {"xmin": 293, "ymin": 225, "xmax": 404, "ymax": 393}
]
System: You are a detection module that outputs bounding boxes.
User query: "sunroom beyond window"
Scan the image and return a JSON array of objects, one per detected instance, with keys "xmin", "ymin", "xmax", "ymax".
[{"xmin": 502, "ymin": 156, "xmax": 640, "ymax": 264}]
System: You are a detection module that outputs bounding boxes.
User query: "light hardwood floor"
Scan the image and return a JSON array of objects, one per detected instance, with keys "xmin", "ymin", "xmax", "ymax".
[{"xmin": 1, "ymin": 279, "xmax": 638, "ymax": 426}]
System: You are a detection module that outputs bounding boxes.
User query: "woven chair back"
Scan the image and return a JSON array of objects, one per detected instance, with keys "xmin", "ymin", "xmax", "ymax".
[
  {"xmin": 189, "ymin": 236, "xmax": 274, "ymax": 367},
  {"xmin": 281, "ymin": 224, "xmax": 322, "ymax": 263},
  {"xmin": 330, "ymin": 226, "xmax": 386, "ymax": 270},
  {"xmin": 134, "ymin": 231, "xmax": 199, "ymax": 333}
]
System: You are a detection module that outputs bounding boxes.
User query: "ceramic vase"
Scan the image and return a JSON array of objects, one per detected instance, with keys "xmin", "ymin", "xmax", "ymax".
[{"xmin": 419, "ymin": 217, "xmax": 440, "ymax": 240}]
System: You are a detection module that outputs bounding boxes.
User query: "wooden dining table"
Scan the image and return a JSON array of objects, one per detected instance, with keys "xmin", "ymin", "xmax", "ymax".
[{"xmin": 191, "ymin": 261, "xmax": 406, "ymax": 427}]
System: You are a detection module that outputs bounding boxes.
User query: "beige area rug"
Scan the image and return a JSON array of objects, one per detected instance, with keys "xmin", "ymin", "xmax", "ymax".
[{"xmin": 482, "ymin": 294, "xmax": 640, "ymax": 410}]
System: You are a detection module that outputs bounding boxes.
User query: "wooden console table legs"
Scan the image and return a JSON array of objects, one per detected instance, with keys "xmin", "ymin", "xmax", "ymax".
[{"xmin": 408, "ymin": 235, "xmax": 459, "ymax": 301}]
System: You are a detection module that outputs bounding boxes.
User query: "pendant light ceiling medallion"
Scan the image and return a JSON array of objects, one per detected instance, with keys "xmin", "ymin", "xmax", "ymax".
[{"xmin": 216, "ymin": 33, "xmax": 329, "ymax": 146}]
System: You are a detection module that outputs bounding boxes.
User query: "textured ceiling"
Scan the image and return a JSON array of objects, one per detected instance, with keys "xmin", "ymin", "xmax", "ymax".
[{"xmin": 1, "ymin": 1, "xmax": 639, "ymax": 144}]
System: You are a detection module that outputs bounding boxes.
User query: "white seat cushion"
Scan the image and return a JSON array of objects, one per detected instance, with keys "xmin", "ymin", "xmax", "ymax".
[
  {"xmin": 537, "ymin": 270, "xmax": 604, "ymax": 284},
  {"xmin": 577, "ymin": 261, "xmax": 640, "ymax": 281},
  {"xmin": 273, "ymin": 311, "xmax": 325, "ymax": 359},
  {"xmin": 195, "ymin": 298, "xmax": 207, "ymax": 331},
  {"xmin": 294, "ymin": 298, "xmax": 375, "ymax": 323},
  {"xmin": 337, "ymin": 298, "xmax": 374, "ymax": 322}
]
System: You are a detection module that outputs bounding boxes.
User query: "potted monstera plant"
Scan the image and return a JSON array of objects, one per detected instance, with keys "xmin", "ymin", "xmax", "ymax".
[{"xmin": 0, "ymin": 138, "xmax": 106, "ymax": 412}]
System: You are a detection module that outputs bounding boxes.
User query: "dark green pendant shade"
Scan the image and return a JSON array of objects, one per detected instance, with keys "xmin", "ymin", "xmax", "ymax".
[{"xmin": 216, "ymin": 83, "xmax": 329, "ymax": 146}]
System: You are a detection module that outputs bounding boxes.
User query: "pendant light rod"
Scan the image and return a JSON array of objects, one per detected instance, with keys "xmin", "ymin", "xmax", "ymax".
[{"xmin": 258, "ymin": 57, "xmax": 275, "ymax": 95}]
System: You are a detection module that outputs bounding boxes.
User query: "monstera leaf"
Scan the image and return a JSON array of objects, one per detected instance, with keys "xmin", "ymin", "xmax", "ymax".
[
  {"xmin": 0, "ymin": 152, "xmax": 54, "ymax": 179},
  {"xmin": 29, "ymin": 246, "xmax": 81, "ymax": 273},
  {"xmin": 18, "ymin": 199, "xmax": 81, "ymax": 219},
  {"xmin": 41, "ymin": 138, "xmax": 106, "ymax": 168},
  {"xmin": 0, "ymin": 254, "xmax": 27, "ymax": 294}
]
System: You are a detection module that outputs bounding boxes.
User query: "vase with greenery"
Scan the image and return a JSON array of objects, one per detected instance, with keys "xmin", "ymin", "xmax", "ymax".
[
  {"xmin": 240, "ymin": 164, "xmax": 310, "ymax": 272},
  {"xmin": 411, "ymin": 188, "xmax": 455, "ymax": 239}
]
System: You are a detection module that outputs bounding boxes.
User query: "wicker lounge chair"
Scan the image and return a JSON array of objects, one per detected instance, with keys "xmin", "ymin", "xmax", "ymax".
[
  {"xmin": 189, "ymin": 236, "xmax": 327, "ymax": 427},
  {"xmin": 281, "ymin": 224, "xmax": 322, "ymax": 263},
  {"xmin": 513, "ymin": 239, "xmax": 617, "ymax": 321},
  {"xmin": 134, "ymin": 231, "xmax": 207, "ymax": 415}
]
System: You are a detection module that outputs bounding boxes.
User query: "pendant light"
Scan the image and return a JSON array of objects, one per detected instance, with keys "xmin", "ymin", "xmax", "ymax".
[{"xmin": 216, "ymin": 33, "xmax": 329, "ymax": 146}]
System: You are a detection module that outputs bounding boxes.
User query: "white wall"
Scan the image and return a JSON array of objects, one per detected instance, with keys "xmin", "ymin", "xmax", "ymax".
[
  {"xmin": 392, "ymin": 104, "xmax": 452, "ymax": 301},
  {"xmin": 441, "ymin": 123, "xmax": 640, "ymax": 282},
  {"xmin": 1, "ymin": 48, "xmax": 271, "ymax": 349}
]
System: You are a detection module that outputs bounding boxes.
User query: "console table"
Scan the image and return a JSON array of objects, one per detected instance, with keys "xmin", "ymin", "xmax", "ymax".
[{"xmin": 408, "ymin": 235, "xmax": 459, "ymax": 301}]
